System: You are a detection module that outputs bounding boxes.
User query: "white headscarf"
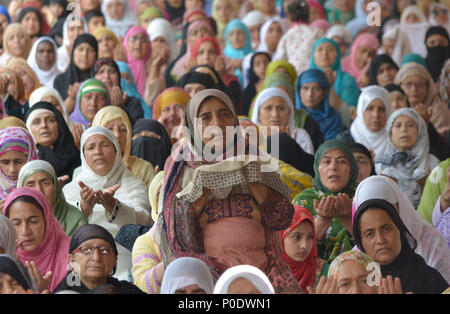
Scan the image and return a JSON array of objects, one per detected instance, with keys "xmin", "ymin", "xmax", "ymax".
[
  {"xmin": 350, "ymin": 85, "xmax": 392, "ymax": 159},
  {"xmin": 213, "ymin": 265, "xmax": 275, "ymax": 294},
  {"xmin": 57, "ymin": 15, "xmax": 88, "ymax": 72},
  {"xmin": 325, "ymin": 24, "xmax": 352, "ymax": 56},
  {"xmin": 257, "ymin": 17, "xmax": 285, "ymax": 53},
  {"xmin": 27, "ymin": 36, "xmax": 61, "ymax": 88},
  {"xmin": 146, "ymin": 18, "xmax": 179, "ymax": 62},
  {"xmin": 243, "ymin": 10, "xmax": 267, "ymax": 50},
  {"xmin": 0, "ymin": 215, "xmax": 17, "ymax": 257},
  {"xmin": 353, "ymin": 175, "xmax": 450, "ymax": 282},
  {"xmin": 102, "ymin": 0, "xmax": 135, "ymax": 38},
  {"xmin": 28, "ymin": 86, "xmax": 71, "ymax": 127},
  {"xmin": 160, "ymin": 257, "xmax": 215, "ymax": 294},
  {"xmin": 381, "ymin": 25, "xmax": 412, "ymax": 67},
  {"xmin": 400, "ymin": 5, "xmax": 429, "ymax": 58},
  {"xmin": 428, "ymin": 2, "xmax": 450, "ymax": 34}
]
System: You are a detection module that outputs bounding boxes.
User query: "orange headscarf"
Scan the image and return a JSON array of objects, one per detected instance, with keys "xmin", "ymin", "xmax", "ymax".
[{"xmin": 152, "ymin": 87, "xmax": 190, "ymax": 120}]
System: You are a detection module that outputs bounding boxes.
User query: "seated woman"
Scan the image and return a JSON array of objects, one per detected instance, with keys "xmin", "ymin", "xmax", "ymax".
[
  {"xmin": 213, "ymin": 265, "xmax": 275, "ymax": 294},
  {"xmin": 0, "ymin": 23, "xmax": 31, "ymax": 68},
  {"xmin": 92, "ymin": 106, "xmax": 155, "ymax": 189},
  {"xmin": 350, "ymin": 85, "xmax": 392, "ymax": 159},
  {"xmin": 0, "ymin": 69, "xmax": 28, "ymax": 121},
  {"xmin": 17, "ymin": 160, "xmax": 88, "ymax": 237},
  {"xmin": 156, "ymin": 89, "xmax": 300, "ymax": 293},
  {"xmin": 54, "ymin": 224, "xmax": 144, "ymax": 294},
  {"xmin": 251, "ymin": 87, "xmax": 315, "ymax": 155},
  {"xmin": 292, "ymin": 139, "xmax": 358, "ymax": 262},
  {"xmin": 257, "ymin": 18, "xmax": 285, "ymax": 58},
  {"xmin": 354, "ymin": 175, "xmax": 450, "ymax": 283},
  {"xmin": 18, "ymin": 4, "xmax": 50, "ymax": 41},
  {"xmin": 3, "ymin": 187, "xmax": 70, "ymax": 293},
  {"xmin": 0, "ymin": 127, "xmax": 38, "ymax": 202},
  {"xmin": 280, "ymin": 205, "xmax": 329, "ymax": 293},
  {"xmin": 379, "ymin": 26, "xmax": 412, "ymax": 67},
  {"xmin": 424, "ymin": 26, "xmax": 449, "ymax": 83},
  {"xmin": 25, "ymin": 101, "xmax": 81, "ymax": 180},
  {"xmin": 0, "ymin": 254, "xmax": 38, "ymax": 294},
  {"xmin": 349, "ymin": 142, "xmax": 375, "ymax": 184},
  {"xmin": 0, "ymin": 215, "xmax": 16, "ymax": 256},
  {"xmin": 352, "ymin": 198, "xmax": 449, "ymax": 293},
  {"xmin": 26, "ymin": 36, "xmax": 60, "ymax": 89},
  {"xmin": 368, "ymin": 54, "xmax": 399, "ymax": 87},
  {"xmin": 62, "ymin": 126, "xmax": 151, "ymax": 280},
  {"xmin": 160, "ymin": 257, "xmax": 215, "ymax": 294},
  {"xmin": 28, "ymin": 86, "xmax": 72, "ymax": 128}
]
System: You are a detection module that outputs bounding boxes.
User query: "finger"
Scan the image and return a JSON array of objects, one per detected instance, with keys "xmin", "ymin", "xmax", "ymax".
[
  {"xmin": 394, "ymin": 277, "xmax": 402, "ymax": 294},
  {"xmin": 31, "ymin": 261, "xmax": 43, "ymax": 280},
  {"xmin": 306, "ymin": 286, "xmax": 314, "ymax": 294},
  {"xmin": 315, "ymin": 276, "xmax": 327, "ymax": 293},
  {"xmin": 155, "ymin": 165, "xmax": 160, "ymax": 173},
  {"xmin": 43, "ymin": 271, "xmax": 52, "ymax": 282},
  {"xmin": 78, "ymin": 181, "xmax": 87, "ymax": 189}
]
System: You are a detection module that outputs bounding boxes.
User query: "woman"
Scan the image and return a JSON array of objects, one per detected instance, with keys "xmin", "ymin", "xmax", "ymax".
[
  {"xmin": 26, "ymin": 36, "xmax": 60, "ymax": 89},
  {"xmin": 56, "ymin": 16, "xmax": 88, "ymax": 73},
  {"xmin": 354, "ymin": 175, "xmax": 450, "ymax": 283},
  {"xmin": 349, "ymin": 142, "xmax": 375, "ymax": 184},
  {"xmin": 243, "ymin": 52, "xmax": 271, "ymax": 115},
  {"xmin": 213, "ymin": 265, "xmax": 275, "ymax": 294},
  {"xmin": 156, "ymin": 89, "xmax": 300, "ymax": 293},
  {"xmin": 28, "ymin": 86, "xmax": 70, "ymax": 127},
  {"xmin": 6, "ymin": 57, "xmax": 41, "ymax": 103},
  {"xmin": 341, "ymin": 32, "xmax": 380, "ymax": 88},
  {"xmin": 281, "ymin": 205, "xmax": 329, "ymax": 293},
  {"xmin": 0, "ymin": 69, "xmax": 28, "ymax": 120},
  {"xmin": 140, "ymin": 7, "xmax": 163, "ymax": 30},
  {"xmin": 162, "ymin": 0, "xmax": 185, "ymax": 26},
  {"xmin": 257, "ymin": 18, "xmax": 285, "ymax": 57},
  {"xmin": 352, "ymin": 198, "xmax": 449, "ymax": 293},
  {"xmin": 251, "ymin": 87, "xmax": 315, "ymax": 155},
  {"xmin": 147, "ymin": 18, "xmax": 178, "ymax": 64},
  {"xmin": 212, "ymin": 0, "xmax": 234, "ymax": 43},
  {"xmin": 62, "ymin": 126, "xmax": 151, "ymax": 280},
  {"xmin": 400, "ymin": 5, "xmax": 429, "ymax": 58},
  {"xmin": 0, "ymin": 215, "xmax": 16, "ymax": 256},
  {"xmin": 350, "ymin": 85, "xmax": 392, "ymax": 160},
  {"xmin": 17, "ymin": 160, "xmax": 87, "ymax": 236},
  {"xmin": 345, "ymin": 0, "xmax": 370, "ymax": 38},
  {"xmin": 160, "ymin": 257, "xmax": 215, "ymax": 294},
  {"xmin": 18, "ymin": 5, "xmax": 50, "ymax": 41},
  {"xmin": 429, "ymin": 2, "xmax": 450, "ymax": 34},
  {"xmin": 385, "ymin": 83, "xmax": 408, "ymax": 111},
  {"xmin": 0, "ymin": 127, "xmax": 38, "ymax": 202},
  {"xmin": 292, "ymin": 139, "xmax": 358, "ymax": 262},
  {"xmin": 0, "ymin": 23, "xmax": 31, "ymax": 68},
  {"xmin": 326, "ymin": 0, "xmax": 356, "ymax": 25},
  {"xmin": 375, "ymin": 108, "xmax": 439, "ymax": 208},
  {"xmin": 92, "ymin": 26, "xmax": 119, "ymax": 60},
  {"xmin": 368, "ymin": 54, "xmax": 399, "ymax": 87},
  {"xmin": 242, "ymin": 10, "xmax": 267, "ymax": 50},
  {"xmin": 424, "ymin": 26, "xmax": 450, "ymax": 82},
  {"xmin": 92, "ymin": 106, "xmax": 155, "ymax": 189},
  {"xmin": 54, "ymin": 224, "xmax": 143, "ymax": 293},
  {"xmin": 380, "ymin": 25, "xmax": 412, "ymax": 67},
  {"xmin": 3, "ymin": 187, "xmax": 71, "ymax": 292},
  {"xmin": 102, "ymin": 0, "xmax": 135, "ymax": 38},
  {"xmin": 325, "ymin": 24, "xmax": 353, "ymax": 57},
  {"xmin": 0, "ymin": 254, "xmax": 38, "ymax": 294}
]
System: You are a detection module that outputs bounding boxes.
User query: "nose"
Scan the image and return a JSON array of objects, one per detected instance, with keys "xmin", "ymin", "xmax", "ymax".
[
  {"xmin": 349, "ymin": 282, "xmax": 362, "ymax": 294},
  {"xmin": 19, "ymin": 222, "xmax": 31, "ymax": 237}
]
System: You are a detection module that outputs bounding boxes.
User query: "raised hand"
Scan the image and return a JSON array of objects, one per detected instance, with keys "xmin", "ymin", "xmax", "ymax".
[
  {"xmin": 306, "ymin": 276, "xmax": 337, "ymax": 294},
  {"xmin": 25, "ymin": 261, "xmax": 52, "ymax": 293},
  {"xmin": 96, "ymin": 184, "xmax": 121, "ymax": 214},
  {"xmin": 70, "ymin": 123, "xmax": 84, "ymax": 150},
  {"xmin": 78, "ymin": 181, "xmax": 98, "ymax": 217},
  {"xmin": 378, "ymin": 275, "xmax": 404, "ymax": 294},
  {"xmin": 314, "ymin": 196, "xmax": 337, "ymax": 221},
  {"xmin": 57, "ymin": 175, "xmax": 70, "ymax": 187},
  {"xmin": 412, "ymin": 103, "xmax": 432, "ymax": 125},
  {"xmin": 110, "ymin": 86, "xmax": 127, "ymax": 107}
]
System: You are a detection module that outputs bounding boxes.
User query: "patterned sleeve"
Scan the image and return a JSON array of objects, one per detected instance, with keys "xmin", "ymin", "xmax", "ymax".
[{"xmin": 260, "ymin": 189, "xmax": 294, "ymax": 231}]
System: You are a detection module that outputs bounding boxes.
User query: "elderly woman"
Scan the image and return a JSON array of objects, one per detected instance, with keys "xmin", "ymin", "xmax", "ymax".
[
  {"xmin": 156, "ymin": 89, "xmax": 300, "ymax": 293},
  {"xmin": 213, "ymin": 265, "xmax": 275, "ymax": 294},
  {"xmin": 6, "ymin": 57, "xmax": 41, "ymax": 103},
  {"xmin": 0, "ymin": 23, "xmax": 31, "ymax": 67},
  {"xmin": 28, "ymin": 86, "xmax": 70, "ymax": 127},
  {"xmin": 26, "ymin": 36, "xmax": 60, "ymax": 89},
  {"xmin": 102, "ymin": 0, "xmax": 135, "ymax": 38},
  {"xmin": 0, "ymin": 254, "xmax": 38, "ymax": 294},
  {"xmin": 63, "ymin": 126, "xmax": 151, "ymax": 280},
  {"xmin": 92, "ymin": 27, "xmax": 119, "ymax": 60}
]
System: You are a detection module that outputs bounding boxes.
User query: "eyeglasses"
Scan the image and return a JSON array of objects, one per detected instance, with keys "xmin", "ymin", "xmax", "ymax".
[
  {"xmin": 73, "ymin": 246, "xmax": 114, "ymax": 256},
  {"xmin": 433, "ymin": 8, "xmax": 448, "ymax": 16},
  {"xmin": 128, "ymin": 35, "xmax": 149, "ymax": 43}
]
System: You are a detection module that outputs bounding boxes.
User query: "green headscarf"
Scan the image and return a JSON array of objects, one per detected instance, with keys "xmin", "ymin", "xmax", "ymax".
[{"xmin": 140, "ymin": 7, "xmax": 163, "ymax": 24}]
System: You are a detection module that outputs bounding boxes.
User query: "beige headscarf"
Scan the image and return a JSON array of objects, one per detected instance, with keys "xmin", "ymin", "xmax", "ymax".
[{"xmin": 0, "ymin": 23, "xmax": 32, "ymax": 66}]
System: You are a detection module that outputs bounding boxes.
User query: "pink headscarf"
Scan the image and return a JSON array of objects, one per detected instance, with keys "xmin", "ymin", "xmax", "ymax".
[
  {"xmin": 341, "ymin": 32, "xmax": 380, "ymax": 87},
  {"xmin": 311, "ymin": 19, "xmax": 331, "ymax": 32},
  {"xmin": 124, "ymin": 26, "xmax": 152, "ymax": 96},
  {"xmin": 3, "ymin": 187, "xmax": 70, "ymax": 292},
  {"xmin": 307, "ymin": 0, "xmax": 326, "ymax": 20}
]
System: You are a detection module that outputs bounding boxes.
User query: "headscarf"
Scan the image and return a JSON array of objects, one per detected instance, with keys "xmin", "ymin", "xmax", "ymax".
[
  {"xmin": 308, "ymin": 0, "xmax": 326, "ymax": 20},
  {"xmin": 264, "ymin": 60, "xmax": 298, "ymax": 87},
  {"xmin": 69, "ymin": 224, "xmax": 118, "ymax": 256},
  {"xmin": 0, "ymin": 127, "xmax": 38, "ymax": 201},
  {"xmin": 326, "ymin": 0, "xmax": 356, "ymax": 25},
  {"xmin": 6, "ymin": 57, "xmax": 42, "ymax": 101},
  {"xmin": 400, "ymin": 5, "xmax": 429, "ymax": 58},
  {"xmin": 325, "ymin": 24, "xmax": 353, "ymax": 56},
  {"xmin": 131, "ymin": 119, "xmax": 173, "ymax": 170},
  {"xmin": 350, "ymin": 85, "xmax": 392, "ymax": 159},
  {"xmin": 160, "ymin": 257, "xmax": 215, "ymax": 294},
  {"xmin": 341, "ymin": 32, "xmax": 380, "ymax": 87},
  {"xmin": 149, "ymin": 170, "xmax": 165, "ymax": 223},
  {"xmin": 243, "ymin": 10, "xmax": 267, "ymax": 49},
  {"xmin": 0, "ymin": 6, "xmax": 11, "ymax": 24},
  {"xmin": 102, "ymin": 0, "xmax": 135, "ymax": 38},
  {"xmin": 401, "ymin": 52, "xmax": 427, "ymax": 67},
  {"xmin": 28, "ymin": 86, "xmax": 70, "ymax": 125},
  {"xmin": 0, "ymin": 23, "xmax": 31, "ymax": 67},
  {"xmin": 212, "ymin": 0, "xmax": 234, "ymax": 40},
  {"xmin": 146, "ymin": 18, "xmax": 178, "ymax": 63},
  {"xmin": 327, "ymin": 250, "xmax": 380, "ymax": 285},
  {"xmin": 57, "ymin": 15, "xmax": 88, "ymax": 73},
  {"xmin": 0, "ymin": 117, "xmax": 27, "ymax": 130},
  {"xmin": 70, "ymin": 78, "xmax": 108, "ymax": 128},
  {"xmin": 177, "ymin": 69, "xmax": 217, "ymax": 90},
  {"xmin": 0, "ymin": 216, "xmax": 16, "ymax": 257},
  {"xmin": 263, "ymin": 72, "xmax": 295, "ymax": 100},
  {"xmin": 123, "ymin": 26, "xmax": 151, "ymax": 97},
  {"xmin": 243, "ymin": 51, "xmax": 271, "ymax": 111},
  {"xmin": 54, "ymin": 33, "xmax": 98, "ymax": 99},
  {"xmin": 424, "ymin": 26, "xmax": 450, "ymax": 82},
  {"xmin": 26, "ymin": 36, "xmax": 61, "ymax": 88},
  {"xmin": 381, "ymin": 25, "xmax": 412, "ymax": 67},
  {"xmin": 428, "ymin": 2, "xmax": 450, "ymax": 34},
  {"xmin": 368, "ymin": 54, "xmax": 399, "ymax": 86},
  {"xmin": 349, "ymin": 142, "xmax": 376, "ymax": 176},
  {"xmin": 140, "ymin": 6, "xmax": 163, "ymax": 24},
  {"xmin": 163, "ymin": 0, "xmax": 185, "ymax": 24},
  {"xmin": 2, "ymin": 187, "xmax": 71, "ymax": 292},
  {"xmin": 257, "ymin": 17, "xmax": 285, "ymax": 53},
  {"xmin": 295, "ymin": 68, "xmax": 342, "ymax": 140},
  {"xmin": 438, "ymin": 59, "xmax": 450, "ymax": 104},
  {"xmin": 152, "ymin": 87, "xmax": 190, "ymax": 121},
  {"xmin": 92, "ymin": 26, "xmax": 119, "ymax": 47},
  {"xmin": 353, "ymin": 175, "xmax": 450, "ymax": 282},
  {"xmin": 345, "ymin": 0, "xmax": 368, "ymax": 38},
  {"xmin": 280, "ymin": 205, "xmax": 317, "ymax": 292},
  {"xmin": 0, "ymin": 254, "xmax": 38, "ymax": 292},
  {"xmin": 213, "ymin": 265, "xmax": 275, "ymax": 294},
  {"xmin": 25, "ymin": 102, "xmax": 81, "ymax": 179}
]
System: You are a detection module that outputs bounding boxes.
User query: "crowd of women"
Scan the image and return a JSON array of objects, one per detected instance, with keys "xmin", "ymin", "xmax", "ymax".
[{"xmin": 0, "ymin": 0, "xmax": 449, "ymax": 295}]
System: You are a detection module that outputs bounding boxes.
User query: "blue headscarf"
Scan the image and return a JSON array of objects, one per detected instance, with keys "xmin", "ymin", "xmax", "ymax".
[
  {"xmin": 309, "ymin": 38, "xmax": 360, "ymax": 108},
  {"xmin": 116, "ymin": 61, "xmax": 152, "ymax": 118},
  {"xmin": 0, "ymin": 6, "xmax": 11, "ymax": 24},
  {"xmin": 295, "ymin": 69, "xmax": 343, "ymax": 140}
]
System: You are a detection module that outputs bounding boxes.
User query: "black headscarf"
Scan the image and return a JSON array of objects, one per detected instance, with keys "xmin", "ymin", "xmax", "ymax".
[
  {"xmin": 131, "ymin": 119, "xmax": 173, "ymax": 170},
  {"xmin": 177, "ymin": 70, "xmax": 216, "ymax": 90},
  {"xmin": 425, "ymin": 26, "xmax": 450, "ymax": 82},
  {"xmin": 353, "ymin": 199, "xmax": 449, "ymax": 294},
  {"xmin": 243, "ymin": 52, "xmax": 271, "ymax": 114},
  {"xmin": 53, "ymin": 34, "xmax": 98, "ymax": 99},
  {"xmin": 18, "ymin": 7, "xmax": 44, "ymax": 37},
  {"xmin": 164, "ymin": 0, "xmax": 185, "ymax": 23},
  {"xmin": 349, "ymin": 142, "xmax": 376, "ymax": 176},
  {"xmin": 24, "ymin": 102, "xmax": 81, "ymax": 180},
  {"xmin": 0, "ymin": 254, "xmax": 35, "ymax": 292},
  {"xmin": 69, "ymin": 224, "xmax": 118, "ymax": 256},
  {"xmin": 369, "ymin": 54, "xmax": 399, "ymax": 86}
]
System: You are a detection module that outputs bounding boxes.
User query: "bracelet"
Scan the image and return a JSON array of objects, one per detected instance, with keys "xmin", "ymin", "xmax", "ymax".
[{"xmin": 105, "ymin": 200, "xmax": 120, "ymax": 223}]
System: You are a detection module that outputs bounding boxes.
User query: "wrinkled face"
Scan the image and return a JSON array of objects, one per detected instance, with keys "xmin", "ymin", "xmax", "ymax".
[
  {"xmin": 67, "ymin": 20, "xmax": 85, "ymax": 46},
  {"xmin": 29, "ymin": 112, "xmax": 59, "ymax": 148},
  {"xmin": 300, "ymin": 82, "xmax": 326, "ymax": 110},
  {"xmin": 363, "ymin": 98, "xmax": 387, "ymax": 132},
  {"xmin": 21, "ymin": 11, "xmax": 40, "ymax": 38},
  {"xmin": 426, "ymin": 34, "xmax": 449, "ymax": 48},
  {"xmin": 258, "ymin": 96, "xmax": 291, "ymax": 128},
  {"xmin": 216, "ymin": 0, "xmax": 232, "ymax": 22},
  {"xmin": 283, "ymin": 220, "xmax": 314, "ymax": 262},
  {"xmin": 390, "ymin": 115, "xmax": 418, "ymax": 151},
  {"xmin": 376, "ymin": 62, "xmax": 397, "ymax": 87},
  {"xmin": 314, "ymin": 42, "xmax": 338, "ymax": 68},
  {"xmin": 95, "ymin": 64, "xmax": 120, "ymax": 90},
  {"xmin": 127, "ymin": 33, "xmax": 150, "ymax": 60},
  {"xmin": 80, "ymin": 91, "xmax": 107, "ymax": 122},
  {"xmin": 228, "ymin": 278, "xmax": 261, "ymax": 294},
  {"xmin": 382, "ymin": 38, "xmax": 395, "ymax": 57},
  {"xmin": 389, "ymin": 91, "xmax": 408, "ymax": 111},
  {"xmin": 252, "ymin": 54, "xmax": 270, "ymax": 80},
  {"xmin": 400, "ymin": 75, "xmax": 428, "ymax": 106},
  {"xmin": 0, "ymin": 150, "xmax": 27, "ymax": 182},
  {"xmin": 88, "ymin": 16, "xmax": 106, "ymax": 34},
  {"xmin": 353, "ymin": 152, "xmax": 372, "ymax": 183},
  {"xmin": 106, "ymin": 0, "xmax": 125, "ymax": 20},
  {"xmin": 196, "ymin": 41, "xmax": 217, "ymax": 67},
  {"xmin": 184, "ymin": 83, "xmax": 206, "ymax": 98},
  {"xmin": 335, "ymin": 0, "xmax": 356, "ymax": 12},
  {"xmin": 265, "ymin": 22, "xmax": 282, "ymax": 53},
  {"xmin": 317, "ymin": 148, "xmax": 351, "ymax": 193},
  {"xmin": 174, "ymin": 284, "xmax": 207, "ymax": 294},
  {"xmin": 8, "ymin": 201, "xmax": 45, "ymax": 252},
  {"xmin": 0, "ymin": 273, "xmax": 28, "ymax": 294},
  {"xmin": 97, "ymin": 35, "xmax": 116, "ymax": 59},
  {"xmin": 36, "ymin": 41, "xmax": 56, "ymax": 71},
  {"xmin": 41, "ymin": 95, "xmax": 64, "ymax": 115},
  {"xmin": 83, "ymin": 134, "xmax": 116, "ymax": 176},
  {"xmin": 336, "ymin": 260, "xmax": 377, "ymax": 294},
  {"xmin": 228, "ymin": 29, "xmax": 246, "ymax": 50},
  {"xmin": 355, "ymin": 45, "xmax": 376, "ymax": 69},
  {"xmin": 23, "ymin": 171, "xmax": 56, "ymax": 205},
  {"xmin": 6, "ymin": 31, "xmax": 28, "ymax": 58},
  {"xmin": 160, "ymin": 103, "xmax": 185, "ymax": 136},
  {"xmin": 104, "ymin": 118, "xmax": 128, "ymax": 157},
  {"xmin": 73, "ymin": 42, "xmax": 97, "ymax": 71}
]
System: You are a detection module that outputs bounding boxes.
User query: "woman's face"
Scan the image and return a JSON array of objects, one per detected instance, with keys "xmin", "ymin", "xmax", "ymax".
[
  {"xmin": 67, "ymin": 20, "xmax": 86, "ymax": 46},
  {"xmin": 41, "ymin": 95, "xmax": 64, "ymax": 115},
  {"xmin": 359, "ymin": 208, "xmax": 402, "ymax": 266},
  {"xmin": 355, "ymin": 45, "xmax": 376, "ymax": 69},
  {"xmin": 0, "ymin": 273, "xmax": 28, "ymax": 294},
  {"xmin": 376, "ymin": 63, "xmax": 397, "ymax": 87},
  {"xmin": 300, "ymin": 82, "xmax": 326, "ymax": 110},
  {"xmin": 309, "ymin": 6, "xmax": 321, "ymax": 22},
  {"xmin": 265, "ymin": 22, "xmax": 282, "ymax": 53},
  {"xmin": 12, "ymin": 67, "xmax": 34, "ymax": 96},
  {"xmin": 95, "ymin": 64, "xmax": 120, "ymax": 90},
  {"xmin": 127, "ymin": 32, "xmax": 150, "ymax": 60},
  {"xmin": 228, "ymin": 278, "xmax": 261, "ymax": 294},
  {"xmin": 318, "ymin": 148, "xmax": 351, "ymax": 193},
  {"xmin": 97, "ymin": 35, "xmax": 116, "ymax": 59},
  {"xmin": 382, "ymin": 38, "xmax": 395, "ymax": 57},
  {"xmin": 216, "ymin": 0, "xmax": 232, "ymax": 23},
  {"xmin": 167, "ymin": 0, "xmax": 184, "ymax": 8},
  {"xmin": 160, "ymin": 103, "xmax": 185, "ymax": 136},
  {"xmin": 336, "ymin": 260, "xmax": 377, "ymax": 294},
  {"xmin": 73, "ymin": 42, "xmax": 97, "ymax": 71},
  {"xmin": 23, "ymin": 172, "xmax": 56, "ymax": 205},
  {"xmin": 314, "ymin": 42, "xmax": 338, "ymax": 69},
  {"xmin": 400, "ymin": 75, "xmax": 428, "ymax": 106},
  {"xmin": 87, "ymin": 16, "xmax": 106, "ymax": 34},
  {"xmin": 283, "ymin": 220, "xmax": 314, "ymax": 262},
  {"xmin": 389, "ymin": 91, "xmax": 408, "ymax": 111},
  {"xmin": 151, "ymin": 36, "xmax": 168, "ymax": 58},
  {"xmin": 106, "ymin": 0, "xmax": 125, "ymax": 20},
  {"xmin": 404, "ymin": 12, "xmax": 421, "ymax": 24},
  {"xmin": 80, "ymin": 91, "xmax": 107, "ymax": 122},
  {"xmin": 335, "ymin": 0, "xmax": 356, "ymax": 13},
  {"xmin": 104, "ymin": 118, "xmax": 128, "ymax": 157},
  {"xmin": 21, "ymin": 11, "xmax": 40, "ymax": 38},
  {"xmin": 187, "ymin": 25, "xmax": 212, "ymax": 47},
  {"xmin": 8, "ymin": 201, "xmax": 45, "ymax": 252},
  {"xmin": 80, "ymin": 0, "xmax": 100, "ymax": 11},
  {"xmin": 258, "ymin": 96, "xmax": 291, "ymax": 128},
  {"xmin": 432, "ymin": 6, "xmax": 449, "ymax": 25},
  {"xmin": 426, "ymin": 34, "xmax": 449, "ymax": 48},
  {"xmin": 253, "ymin": 54, "xmax": 270, "ymax": 81},
  {"xmin": 29, "ymin": 112, "xmax": 59, "ymax": 148},
  {"xmin": 83, "ymin": 134, "xmax": 116, "ymax": 176},
  {"xmin": 331, "ymin": 35, "xmax": 347, "ymax": 56},
  {"xmin": 0, "ymin": 150, "xmax": 27, "ymax": 182},
  {"xmin": 174, "ymin": 284, "xmax": 207, "ymax": 294},
  {"xmin": 184, "ymin": 83, "xmax": 207, "ymax": 98},
  {"xmin": 390, "ymin": 115, "xmax": 418, "ymax": 151},
  {"xmin": 36, "ymin": 41, "xmax": 56, "ymax": 71},
  {"xmin": 363, "ymin": 98, "xmax": 387, "ymax": 132},
  {"xmin": 353, "ymin": 152, "xmax": 372, "ymax": 183},
  {"xmin": 6, "ymin": 31, "xmax": 29, "ymax": 58},
  {"xmin": 196, "ymin": 41, "xmax": 217, "ymax": 68},
  {"xmin": 248, "ymin": 24, "xmax": 263, "ymax": 48},
  {"xmin": 259, "ymin": 0, "xmax": 276, "ymax": 15},
  {"xmin": 228, "ymin": 29, "xmax": 246, "ymax": 50}
]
